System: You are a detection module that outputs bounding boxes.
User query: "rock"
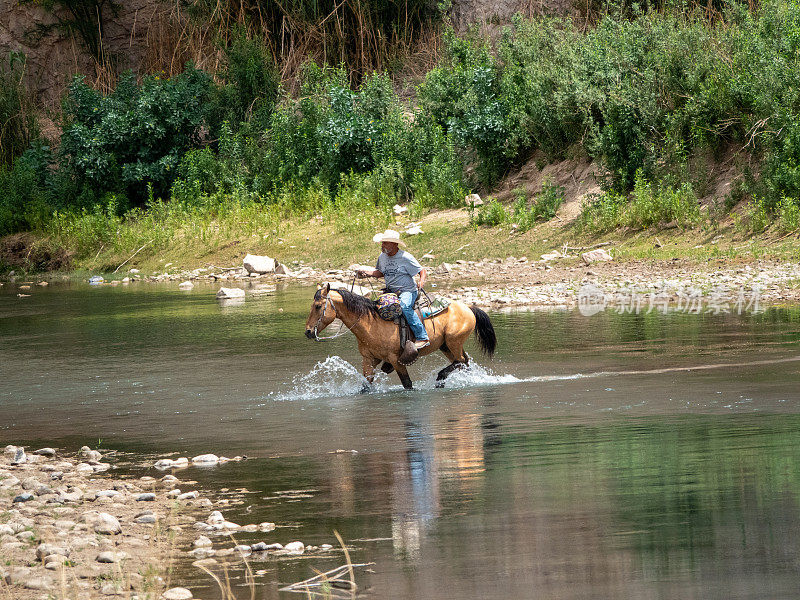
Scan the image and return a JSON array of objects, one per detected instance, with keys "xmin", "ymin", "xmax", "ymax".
[
  {"xmin": 465, "ymin": 193, "xmax": 483, "ymax": 207},
  {"xmin": 100, "ymin": 582, "xmax": 123, "ymax": 595},
  {"xmin": 88, "ymin": 275, "xmax": 105, "ymax": 285},
  {"xmin": 0, "ymin": 524, "xmax": 13, "ymax": 535},
  {"xmin": 95, "ymin": 490, "xmax": 122, "ymax": 499},
  {"xmin": 34, "ymin": 448, "xmax": 56, "ymax": 457},
  {"xmin": 86, "ymin": 512, "xmax": 122, "ymax": 535},
  {"xmin": 284, "ymin": 541, "xmax": 305, "ymax": 554},
  {"xmin": 96, "ymin": 550, "xmax": 126, "ymax": 563},
  {"xmin": 243, "ymin": 254, "xmax": 276, "ymax": 274},
  {"xmin": 240, "ymin": 524, "xmax": 258, "ymax": 532},
  {"xmin": 23, "ymin": 576, "xmax": 52, "ymax": 590},
  {"xmin": 13, "ymin": 493, "xmax": 34, "ymax": 503},
  {"xmin": 178, "ymin": 281, "xmax": 194, "ymax": 290},
  {"xmin": 188, "ymin": 547, "xmax": 216, "ymax": 559},
  {"xmin": 581, "ymin": 248, "xmax": 613, "ymax": 264},
  {"xmin": 43, "ymin": 554, "xmax": 69, "ymax": 569},
  {"xmin": 251, "ymin": 542, "xmax": 283, "ymax": 552},
  {"xmin": 215, "ymin": 288, "xmax": 244, "ymax": 299},
  {"xmin": 0, "ymin": 475, "xmax": 19, "ymax": 488},
  {"xmin": 162, "ymin": 586, "xmax": 194, "ymax": 600},
  {"xmin": 167, "ymin": 489, "xmax": 181, "ymax": 498},
  {"xmin": 207, "ymin": 511, "xmax": 224, "ymax": 526},
  {"xmin": 191, "ymin": 454, "xmax": 219, "ymax": 465},
  {"xmin": 60, "ymin": 488, "xmax": 83, "ymax": 502},
  {"xmin": 16, "ymin": 530, "xmax": 36, "ymax": 540},
  {"xmin": 436, "ymin": 263, "xmax": 452, "ymax": 275},
  {"xmin": 75, "ymin": 463, "xmax": 94, "ymax": 475},
  {"xmin": 136, "ymin": 493, "xmax": 156, "ymax": 501},
  {"xmin": 393, "ymin": 204, "xmax": 408, "ymax": 215},
  {"xmin": 234, "ymin": 544, "xmax": 252, "ymax": 556},
  {"xmin": 193, "ymin": 536, "xmax": 212, "ymax": 548},
  {"xmin": 134, "ymin": 514, "xmax": 157, "ymax": 524},
  {"xmin": 36, "ymin": 543, "xmax": 69, "ymax": 560},
  {"xmin": 21, "ymin": 477, "xmax": 42, "ymax": 490},
  {"xmin": 405, "ymin": 224, "xmax": 423, "ymax": 235},
  {"xmin": 192, "ymin": 558, "xmax": 218, "ymax": 568},
  {"xmin": 11, "ymin": 447, "xmax": 26, "ymax": 464},
  {"xmin": 320, "ymin": 544, "xmax": 333, "ymax": 551},
  {"xmin": 274, "ymin": 263, "xmax": 293, "ymax": 276},
  {"xmin": 258, "ymin": 522, "xmax": 276, "ymax": 532},
  {"xmin": 540, "ymin": 250, "xmax": 563, "ymax": 262},
  {"xmin": 177, "ymin": 491, "xmax": 198, "ymax": 500}
]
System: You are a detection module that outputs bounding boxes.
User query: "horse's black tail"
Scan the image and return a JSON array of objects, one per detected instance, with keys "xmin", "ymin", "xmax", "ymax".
[{"xmin": 470, "ymin": 306, "xmax": 496, "ymax": 358}]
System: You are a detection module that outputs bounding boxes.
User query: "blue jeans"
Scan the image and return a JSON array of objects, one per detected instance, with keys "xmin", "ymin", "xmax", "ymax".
[{"xmin": 399, "ymin": 290, "xmax": 428, "ymax": 341}]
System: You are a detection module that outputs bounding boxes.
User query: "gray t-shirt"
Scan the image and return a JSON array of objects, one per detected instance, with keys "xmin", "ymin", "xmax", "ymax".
[{"xmin": 376, "ymin": 250, "xmax": 422, "ymax": 294}]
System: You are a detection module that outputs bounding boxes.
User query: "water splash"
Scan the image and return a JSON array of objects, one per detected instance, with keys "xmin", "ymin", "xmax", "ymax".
[
  {"xmin": 419, "ymin": 362, "xmax": 523, "ymax": 389},
  {"xmin": 269, "ymin": 356, "xmax": 391, "ymax": 401}
]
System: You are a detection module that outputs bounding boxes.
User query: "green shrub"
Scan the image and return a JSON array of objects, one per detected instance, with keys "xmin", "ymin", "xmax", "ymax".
[
  {"xmin": 579, "ymin": 191, "xmax": 627, "ymax": 232},
  {"xmin": 59, "ymin": 64, "xmax": 214, "ymax": 205},
  {"xmin": 778, "ymin": 197, "xmax": 800, "ymax": 232},
  {"xmin": 627, "ymin": 171, "xmax": 700, "ymax": 228},
  {"xmin": 473, "ymin": 198, "xmax": 508, "ymax": 227},
  {"xmin": 532, "ymin": 179, "xmax": 565, "ymax": 221}
]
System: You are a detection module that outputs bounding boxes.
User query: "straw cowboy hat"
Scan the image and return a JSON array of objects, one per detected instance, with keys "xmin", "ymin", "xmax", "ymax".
[{"xmin": 372, "ymin": 229, "xmax": 406, "ymax": 246}]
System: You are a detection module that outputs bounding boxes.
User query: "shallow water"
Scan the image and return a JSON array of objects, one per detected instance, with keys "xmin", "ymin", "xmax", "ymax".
[{"xmin": 3, "ymin": 281, "xmax": 800, "ymax": 599}]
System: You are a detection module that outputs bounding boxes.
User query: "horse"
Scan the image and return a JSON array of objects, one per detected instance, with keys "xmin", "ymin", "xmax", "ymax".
[{"xmin": 305, "ymin": 283, "xmax": 496, "ymax": 389}]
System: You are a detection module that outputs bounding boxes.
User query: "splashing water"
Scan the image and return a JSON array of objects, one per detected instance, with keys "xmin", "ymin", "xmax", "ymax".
[{"xmin": 270, "ymin": 355, "xmax": 525, "ymax": 401}]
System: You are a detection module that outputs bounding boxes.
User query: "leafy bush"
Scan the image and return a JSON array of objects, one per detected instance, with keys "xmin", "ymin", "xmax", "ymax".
[
  {"xmin": 532, "ymin": 179, "xmax": 565, "ymax": 221},
  {"xmin": 473, "ymin": 198, "xmax": 508, "ymax": 227},
  {"xmin": 778, "ymin": 197, "xmax": 800, "ymax": 232},
  {"xmin": 627, "ymin": 172, "xmax": 700, "ymax": 228},
  {"xmin": 59, "ymin": 64, "xmax": 213, "ymax": 205},
  {"xmin": 579, "ymin": 192, "xmax": 627, "ymax": 232},
  {"xmin": 212, "ymin": 29, "xmax": 280, "ymax": 134}
]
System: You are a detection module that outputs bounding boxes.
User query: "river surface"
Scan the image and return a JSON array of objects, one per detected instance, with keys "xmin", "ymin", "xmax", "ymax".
[{"xmin": 3, "ymin": 281, "xmax": 800, "ymax": 599}]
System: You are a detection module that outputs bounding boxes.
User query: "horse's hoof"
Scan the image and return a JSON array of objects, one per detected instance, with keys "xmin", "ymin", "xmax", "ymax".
[
  {"xmin": 435, "ymin": 381, "xmax": 445, "ymax": 389},
  {"xmin": 360, "ymin": 383, "xmax": 371, "ymax": 394}
]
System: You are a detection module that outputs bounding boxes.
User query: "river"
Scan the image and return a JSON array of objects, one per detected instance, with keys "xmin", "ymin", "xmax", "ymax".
[{"xmin": 2, "ymin": 281, "xmax": 800, "ymax": 599}]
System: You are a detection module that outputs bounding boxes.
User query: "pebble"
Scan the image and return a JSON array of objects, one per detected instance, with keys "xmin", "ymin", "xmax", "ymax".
[
  {"xmin": 34, "ymin": 448, "xmax": 56, "ymax": 457},
  {"xmin": 177, "ymin": 491, "xmax": 198, "ymax": 500},
  {"xmin": 86, "ymin": 512, "xmax": 122, "ymax": 535},
  {"xmin": 136, "ymin": 493, "xmax": 156, "ymax": 501},
  {"xmin": 191, "ymin": 454, "xmax": 219, "ymax": 465},
  {"xmin": 193, "ymin": 536, "xmax": 212, "ymax": 548},
  {"xmin": 13, "ymin": 493, "xmax": 34, "ymax": 503},
  {"xmin": 234, "ymin": 544, "xmax": 252, "ymax": 556},
  {"xmin": 162, "ymin": 587, "xmax": 193, "ymax": 600},
  {"xmin": 134, "ymin": 514, "xmax": 157, "ymax": 524},
  {"xmin": 96, "ymin": 550, "xmax": 126, "ymax": 563}
]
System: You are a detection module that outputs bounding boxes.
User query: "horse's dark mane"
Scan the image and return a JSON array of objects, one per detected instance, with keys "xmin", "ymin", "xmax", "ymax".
[{"xmin": 315, "ymin": 287, "xmax": 378, "ymax": 316}]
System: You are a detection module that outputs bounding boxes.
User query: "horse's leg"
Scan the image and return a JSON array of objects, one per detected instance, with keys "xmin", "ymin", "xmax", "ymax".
[
  {"xmin": 380, "ymin": 362, "xmax": 395, "ymax": 374},
  {"xmin": 394, "ymin": 363, "xmax": 413, "ymax": 389},
  {"xmin": 435, "ymin": 337, "xmax": 471, "ymax": 388},
  {"xmin": 361, "ymin": 356, "xmax": 381, "ymax": 393}
]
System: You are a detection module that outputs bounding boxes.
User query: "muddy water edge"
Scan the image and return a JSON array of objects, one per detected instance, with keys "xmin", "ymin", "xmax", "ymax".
[{"xmin": 2, "ymin": 282, "xmax": 800, "ymax": 599}]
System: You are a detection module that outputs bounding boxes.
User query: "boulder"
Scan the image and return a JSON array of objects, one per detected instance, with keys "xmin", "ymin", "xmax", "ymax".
[
  {"xmin": 274, "ymin": 263, "xmax": 293, "ymax": 276},
  {"xmin": 284, "ymin": 541, "xmax": 305, "ymax": 554},
  {"xmin": 243, "ymin": 254, "xmax": 275, "ymax": 274},
  {"xmin": 191, "ymin": 454, "xmax": 219, "ymax": 465},
  {"xmin": 581, "ymin": 248, "xmax": 613, "ymax": 264},
  {"xmin": 34, "ymin": 448, "xmax": 56, "ymax": 457},
  {"xmin": 215, "ymin": 288, "xmax": 245, "ymax": 300}
]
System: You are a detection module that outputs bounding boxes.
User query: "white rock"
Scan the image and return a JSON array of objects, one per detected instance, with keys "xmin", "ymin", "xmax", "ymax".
[
  {"xmin": 274, "ymin": 263, "xmax": 293, "ymax": 276},
  {"xmin": 207, "ymin": 511, "xmax": 224, "ymax": 526},
  {"xmin": 243, "ymin": 254, "xmax": 276, "ymax": 274},
  {"xmin": 178, "ymin": 281, "xmax": 194, "ymax": 290},
  {"xmin": 234, "ymin": 544, "xmax": 252, "ymax": 556},
  {"xmin": 193, "ymin": 536, "xmax": 212, "ymax": 548},
  {"xmin": 215, "ymin": 288, "xmax": 245, "ymax": 300},
  {"xmin": 191, "ymin": 454, "xmax": 219, "ymax": 465},
  {"xmin": 177, "ymin": 491, "xmax": 199, "ymax": 500},
  {"xmin": 162, "ymin": 587, "xmax": 194, "ymax": 600},
  {"xmin": 393, "ymin": 204, "xmax": 408, "ymax": 215},
  {"xmin": 465, "ymin": 193, "xmax": 483, "ymax": 206},
  {"xmin": 258, "ymin": 522, "xmax": 276, "ymax": 532},
  {"xmin": 75, "ymin": 463, "xmax": 94, "ymax": 475},
  {"xmin": 405, "ymin": 225, "xmax": 423, "ymax": 235},
  {"xmin": 582, "ymin": 248, "xmax": 613, "ymax": 264},
  {"xmin": 85, "ymin": 512, "xmax": 121, "ymax": 535},
  {"xmin": 283, "ymin": 541, "xmax": 305, "ymax": 554}
]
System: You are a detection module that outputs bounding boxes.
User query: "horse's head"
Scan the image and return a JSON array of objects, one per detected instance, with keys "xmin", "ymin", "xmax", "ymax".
[{"xmin": 305, "ymin": 283, "xmax": 337, "ymax": 339}]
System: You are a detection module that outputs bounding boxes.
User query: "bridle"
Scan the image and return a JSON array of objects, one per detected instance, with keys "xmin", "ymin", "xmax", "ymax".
[{"xmin": 312, "ymin": 291, "xmax": 362, "ymax": 342}]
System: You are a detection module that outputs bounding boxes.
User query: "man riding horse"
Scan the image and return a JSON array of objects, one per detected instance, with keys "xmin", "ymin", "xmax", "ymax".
[{"xmin": 355, "ymin": 229, "xmax": 430, "ymax": 351}]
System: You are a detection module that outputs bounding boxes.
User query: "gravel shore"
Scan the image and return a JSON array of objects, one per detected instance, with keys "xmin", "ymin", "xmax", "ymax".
[{"xmin": 1, "ymin": 446, "xmax": 337, "ymax": 600}]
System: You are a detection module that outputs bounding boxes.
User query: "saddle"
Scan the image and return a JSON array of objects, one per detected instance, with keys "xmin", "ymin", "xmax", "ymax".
[{"xmin": 389, "ymin": 294, "xmax": 450, "ymax": 365}]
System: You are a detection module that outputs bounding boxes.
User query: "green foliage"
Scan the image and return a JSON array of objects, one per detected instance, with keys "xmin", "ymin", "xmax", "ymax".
[
  {"xmin": 213, "ymin": 28, "xmax": 280, "ymax": 134},
  {"xmin": 579, "ymin": 191, "xmax": 628, "ymax": 233},
  {"xmin": 627, "ymin": 171, "xmax": 700, "ymax": 228},
  {"xmin": 0, "ymin": 145, "xmax": 53, "ymax": 235},
  {"xmin": 59, "ymin": 64, "xmax": 214, "ymax": 204},
  {"xmin": 778, "ymin": 197, "xmax": 800, "ymax": 232},
  {"xmin": 473, "ymin": 198, "xmax": 508, "ymax": 227},
  {"xmin": 0, "ymin": 52, "xmax": 38, "ymax": 166}
]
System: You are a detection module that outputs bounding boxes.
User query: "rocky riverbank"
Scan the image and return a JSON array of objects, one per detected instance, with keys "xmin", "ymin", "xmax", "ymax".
[
  {"xmin": 4, "ymin": 247, "xmax": 800, "ymax": 312},
  {"xmin": 0, "ymin": 445, "xmax": 340, "ymax": 600}
]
